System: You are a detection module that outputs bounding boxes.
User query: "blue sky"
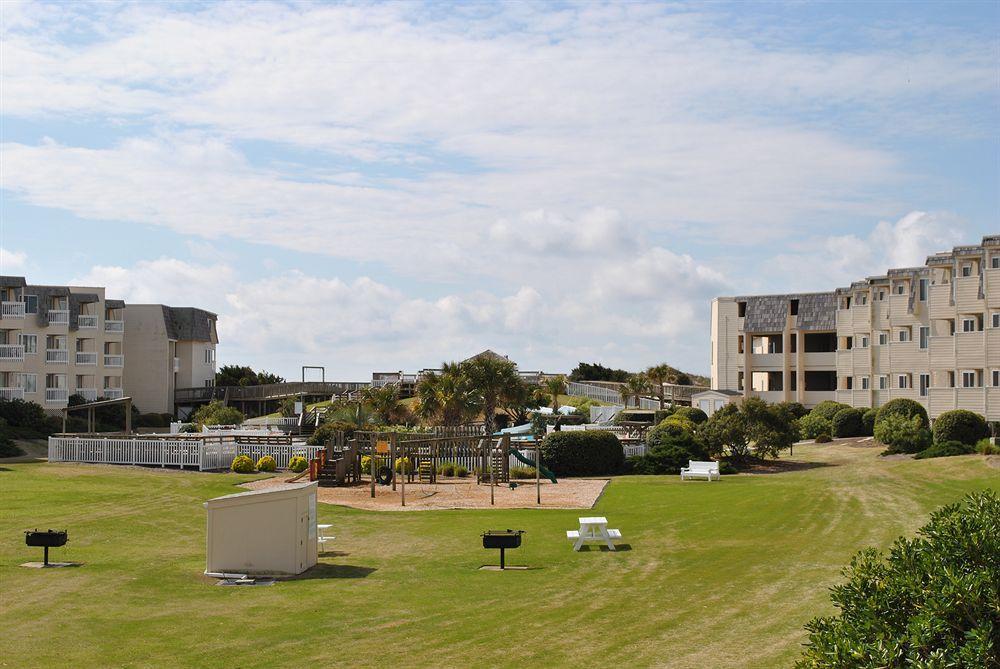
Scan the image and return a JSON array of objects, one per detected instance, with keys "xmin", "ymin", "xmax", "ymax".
[{"xmin": 1, "ymin": 1, "xmax": 997, "ymax": 380}]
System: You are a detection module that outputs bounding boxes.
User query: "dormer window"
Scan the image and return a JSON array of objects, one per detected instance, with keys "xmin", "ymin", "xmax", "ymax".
[{"xmin": 789, "ymin": 299, "xmax": 799, "ymax": 316}]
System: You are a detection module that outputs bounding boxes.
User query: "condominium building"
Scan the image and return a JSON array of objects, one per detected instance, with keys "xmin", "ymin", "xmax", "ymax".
[
  {"xmin": 123, "ymin": 305, "xmax": 218, "ymax": 415},
  {"xmin": 0, "ymin": 277, "xmax": 126, "ymax": 408},
  {"xmin": 711, "ymin": 235, "xmax": 1000, "ymax": 422}
]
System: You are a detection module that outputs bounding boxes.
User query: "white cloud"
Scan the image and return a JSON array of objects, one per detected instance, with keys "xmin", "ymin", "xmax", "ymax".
[{"xmin": 0, "ymin": 247, "xmax": 28, "ymax": 272}]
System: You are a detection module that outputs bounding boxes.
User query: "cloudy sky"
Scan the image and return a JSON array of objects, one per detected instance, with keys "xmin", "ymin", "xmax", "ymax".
[{"xmin": 1, "ymin": 1, "xmax": 997, "ymax": 380}]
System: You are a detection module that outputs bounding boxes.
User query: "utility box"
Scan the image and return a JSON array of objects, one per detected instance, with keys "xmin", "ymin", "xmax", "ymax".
[{"xmin": 204, "ymin": 482, "xmax": 318, "ymax": 577}]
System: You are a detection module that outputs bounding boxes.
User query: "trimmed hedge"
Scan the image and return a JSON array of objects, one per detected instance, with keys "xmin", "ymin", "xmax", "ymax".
[
  {"xmin": 540, "ymin": 430, "xmax": 624, "ymax": 477},
  {"xmin": 861, "ymin": 409, "xmax": 878, "ymax": 437},
  {"xmin": 799, "ymin": 413, "xmax": 832, "ymax": 440},
  {"xmin": 642, "ymin": 421, "xmax": 709, "ymax": 474},
  {"xmin": 256, "ymin": 455, "xmax": 277, "ymax": 472},
  {"xmin": 831, "ymin": 408, "xmax": 864, "ymax": 438},
  {"xmin": 230, "ymin": 454, "xmax": 255, "ymax": 473},
  {"xmin": 669, "ymin": 406, "xmax": 708, "ymax": 424},
  {"xmin": 875, "ymin": 398, "xmax": 929, "ymax": 429},
  {"xmin": 811, "ymin": 401, "xmax": 851, "ymax": 422},
  {"xmin": 815, "ymin": 433, "xmax": 832, "ymax": 444},
  {"xmin": 288, "ymin": 456, "xmax": 308, "ymax": 473},
  {"xmin": 307, "ymin": 420, "xmax": 358, "ymax": 446},
  {"xmin": 932, "ymin": 409, "xmax": 989, "ymax": 446},
  {"xmin": 914, "ymin": 441, "xmax": 975, "ymax": 459},
  {"xmin": 875, "ymin": 414, "xmax": 931, "ymax": 454}
]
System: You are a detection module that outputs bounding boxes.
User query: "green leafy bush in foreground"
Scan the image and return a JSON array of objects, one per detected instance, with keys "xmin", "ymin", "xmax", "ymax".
[
  {"xmin": 875, "ymin": 398, "xmax": 929, "ymax": 430},
  {"xmin": 797, "ymin": 490, "xmax": 999, "ymax": 668},
  {"xmin": 798, "ymin": 413, "xmax": 831, "ymax": 440},
  {"xmin": 831, "ymin": 408, "xmax": 864, "ymax": 438},
  {"xmin": 914, "ymin": 441, "xmax": 974, "ymax": 459},
  {"xmin": 541, "ymin": 430, "xmax": 624, "ymax": 476},
  {"xmin": 230, "ymin": 454, "xmax": 255, "ymax": 473},
  {"xmin": 932, "ymin": 409, "xmax": 989, "ymax": 446},
  {"xmin": 875, "ymin": 414, "xmax": 931, "ymax": 454}
]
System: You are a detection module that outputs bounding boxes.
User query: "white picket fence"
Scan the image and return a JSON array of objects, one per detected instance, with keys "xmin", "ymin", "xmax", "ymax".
[{"xmin": 48, "ymin": 436, "xmax": 323, "ymax": 471}]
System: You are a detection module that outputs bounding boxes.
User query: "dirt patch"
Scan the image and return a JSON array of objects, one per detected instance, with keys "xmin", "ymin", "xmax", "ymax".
[
  {"xmin": 240, "ymin": 476, "xmax": 609, "ymax": 511},
  {"xmin": 985, "ymin": 455, "xmax": 1000, "ymax": 469}
]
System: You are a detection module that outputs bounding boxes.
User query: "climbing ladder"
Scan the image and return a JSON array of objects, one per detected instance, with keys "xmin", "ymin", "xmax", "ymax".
[{"xmin": 418, "ymin": 459, "xmax": 433, "ymax": 483}]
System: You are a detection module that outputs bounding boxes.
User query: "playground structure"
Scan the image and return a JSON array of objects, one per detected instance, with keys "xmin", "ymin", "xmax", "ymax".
[{"xmin": 307, "ymin": 429, "xmax": 557, "ymax": 507}]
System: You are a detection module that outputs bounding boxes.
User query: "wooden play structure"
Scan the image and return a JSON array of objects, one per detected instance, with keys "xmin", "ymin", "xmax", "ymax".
[{"xmin": 307, "ymin": 429, "xmax": 554, "ymax": 506}]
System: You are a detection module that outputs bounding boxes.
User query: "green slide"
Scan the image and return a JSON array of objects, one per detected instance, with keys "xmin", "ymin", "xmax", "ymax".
[{"xmin": 510, "ymin": 448, "xmax": 557, "ymax": 483}]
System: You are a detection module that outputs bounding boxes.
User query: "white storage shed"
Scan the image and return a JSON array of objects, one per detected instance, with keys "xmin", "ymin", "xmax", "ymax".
[
  {"xmin": 204, "ymin": 482, "xmax": 318, "ymax": 577},
  {"xmin": 691, "ymin": 389, "xmax": 742, "ymax": 418}
]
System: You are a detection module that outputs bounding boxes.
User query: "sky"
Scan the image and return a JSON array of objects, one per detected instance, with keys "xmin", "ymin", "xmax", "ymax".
[{"xmin": 1, "ymin": 1, "xmax": 997, "ymax": 381}]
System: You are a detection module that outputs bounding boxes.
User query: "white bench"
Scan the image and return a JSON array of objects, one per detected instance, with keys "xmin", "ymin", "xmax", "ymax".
[{"xmin": 680, "ymin": 460, "xmax": 720, "ymax": 481}]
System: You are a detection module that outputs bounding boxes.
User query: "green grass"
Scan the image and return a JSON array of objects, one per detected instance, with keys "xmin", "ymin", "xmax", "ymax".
[{"xmin": 2, "ymin": 445, "xmax": 997, "ymax": 668}]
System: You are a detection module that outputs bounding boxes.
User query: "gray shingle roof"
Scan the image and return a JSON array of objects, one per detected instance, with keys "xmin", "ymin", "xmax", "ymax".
[
  {"xmin": 0, "ymin": 275, "xmax": 26, "ymax": 288},
  {"xmin": 105, "ymin": 299, "xmax": 125, "ymax": 309},
  {"xmin": 737, "ymin": 292, "xmax": 836, "ymax": 332},
  {"xmin": 69, "ymin": 293, "xmax": 99, "ymax": 330},
  {"xmin": 162, "ymin": 306, "xmax": 216, "ymax": 341}
]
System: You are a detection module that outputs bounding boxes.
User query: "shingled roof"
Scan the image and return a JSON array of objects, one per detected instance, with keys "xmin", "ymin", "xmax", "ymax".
[
  {"xmin": 737, "ymin": 292, "xmax": 836, "ymax": 332},
  {"xmin": 0, "ymin": 275, "xmax": 26, "ymax": 288},
  {"xmin": 161, "ymin": 306, "xmax": 216, "ymax": 341}
]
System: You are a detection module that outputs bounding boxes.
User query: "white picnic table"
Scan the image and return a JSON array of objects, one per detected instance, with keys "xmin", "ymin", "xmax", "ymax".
[
  {"xmin": 566, "ymin": 516, "xmax": 621, "ymax": 551},
  {"xmin": 318, "ymin": 524, "xmax": 334, "ymax": 547}
]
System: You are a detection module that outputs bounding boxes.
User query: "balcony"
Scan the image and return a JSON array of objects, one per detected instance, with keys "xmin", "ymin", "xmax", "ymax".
[
  {"xmin": 48, "ymin": 309, "xmax": 70, "ymax": 325},
  {"xmin": 46, "ymin": 349, "xmax": 69, "ymax": 363},
  {"xmin": 0, "ymin": 387, "xmax": 24, "ymax": 401},
  {"xmin": 75, "ymin": 351, "xmax": 98, "ymax": 365},
  {"xmin": 104, "ymin": 320, "xmax": 124, "ymax": 333},
  {"xmin": 74, "ymin": 388, "xmax": 99, "ymax": 401},
  {"xmin": 1, "ymin": 301, "xmax": 25, "ymax": 319},
  {"xmin": 45, "ymin": 388, "xmax": 69, "ymax": 403},
  {"xmin": 0, "ymin": 344, "xmax": 25, "ymax": 362},
  {"xmin": 103, "ymin": 388, "xmax": 124, "ymax": 399},
  {"xmin": 78, "ymin": 314, "xmax": 98, "ymax": 329},
  {"xmin": 104, "ymin": 354, "xmax": 124, "ymax": 367}
]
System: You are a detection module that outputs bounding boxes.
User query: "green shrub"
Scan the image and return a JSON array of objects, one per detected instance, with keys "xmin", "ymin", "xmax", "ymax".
[
  {"xmin": 932, "ymin": 409, "xmax": 989, "ymax": 446},
  {"xmin": 136, "ymin": 413, "xmax": 174, "ymax": 428},
  {"xmin": 774, "ymin": 401, "xmax": 809, "ymax": 420},
  {"xmin": 810, "ymin": 400, "xmax": 851, "ymax": 421},
  {"xmin": 914, "ymin": 441, "xmax": 975, "ymax": 459},
  {"xmin": 623, "ymin": 454, "xmax": 656, "ymax": 475},
  {"xmin": 976, "ymin": 438, "xmax": 1000, "ymax": 455},
  {"xmin": 796, "ymin": 490, "xmax": 999, "ymax": 668},
  {"xmin": 0, "ymin": 432, "xmax": 25, "ymax": 457},
  {"xmin": 288, "ymin": 456, "xmax": 308, "ymax": 473},
  {"xmin": 437, "ymin": 461, "xmax": 456, "ymax": 477},
  {"xmin": 360, "ymin": 455, "xmax": 372, "ymax": 474},
  {"xmin": 799, "ymin": 413, "xmax": 832, "ymax": 440},
  {"xmin": 0, "ymin": 398, "xmax": 54, "ymax": 437},
  {"xmin": 861, "ymin": 408, "xmax": 878, "ymax": 436},
  {"xmin": 814, "ymin": 433, "xmax": 832, "ymax": 443},
  {"xmin": 307, "ymin": 420, "xmax": 357, "ymax": 446},
  {"xmin": 669, "ymin": 406, "xmax": 708, "ymax": 424},
  {"xmin": 394, "ymin": 457, "xmax": 412, "ymax": 474},
  {"xmin": 875, "ymin": 398, "xmax": 929, "ymax": 429},
  {"xmin": 256, "ymin": 455, "xmax": 277, "ymax": 472},
  {"xmin": 659, "ymin": 415, "xmax": 697, "ymax": 433},
  {"xmin": 831, "ymin": 408, "xmax": 864, "ymax": 438},
  {"xmin": 875, "ymin": 414, "xmax": 931, "ymax": 454},
  {"xmin": 230, "ymin": 454, "xmax": 255, "ymax": 473},
  {"xmin": 453, "ymin": 464, "xmax": 470, "ymax": 478},
  {"xmin": 510, "ymin": 466, "xmax": 537, "ymax": 479},
  {"xmin": 644, "ymin": 421, "xmax": 709, "ymax": 474},
  {"xmin": 192, "ymin": 400, "xmax": 245, "ymax": 428},
  {"xmin": 718, "ymin": 460, "xmax": 738, "ymax": 475},
  {"xmin": 540, "ymin": 430, "xmax": 624, "ymax": 476}
]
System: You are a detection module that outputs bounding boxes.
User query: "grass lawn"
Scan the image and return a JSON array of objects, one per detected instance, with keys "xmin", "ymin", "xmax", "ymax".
[{"xmin": 2, "ymin": 443, "xmax": 997, "ymax": 668}]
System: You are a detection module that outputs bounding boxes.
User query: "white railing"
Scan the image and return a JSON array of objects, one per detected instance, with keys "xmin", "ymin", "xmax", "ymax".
[
  {"xmin": 104, "ymin": 354, "xmax": 124, "ymax": 367},
  {"xmin": 566, "ymin": 381, "xmax": 623, "ymax": 404},
  {"xmin": 46, "ymin": 349, "xmax": 69, "ymax": 363},
  {"xmin": 48, "ymin": 436, "xmax": 324, "ymax": 471},
  {"xmin": 104, "ymin": 320, "xmax": 124, "ymax": 333},
  {"xmin": 78, "ymin": 314, "xmax": 98, "ymax": 328},
  {"xmin": 75, "ymin": 388, "xmax": 99, "ymax": 401},
  {"xmin": 45, "ymin": 388, "xmax": 69, "ymax": 403},
  {"xmin": 0, "ymin": 387, "xmax": 24, "ymax": 400},
  {"xmin": 75, "ymin": 351, "xmax": 98, "ymax": 365},
  {"xmin": 103, "ymin": 388, "xmax": 124, "ymax": 399},
  {"xmin": 48, "ymin": 309, "xmax": 70, "ymax": 324},
  {"xmin": 0, "ymin": 344, "xmax": 25, "ymax": 361},
  {"xmin": 1, "ymin": 301, "xmax": 25, "ymax": 318}
]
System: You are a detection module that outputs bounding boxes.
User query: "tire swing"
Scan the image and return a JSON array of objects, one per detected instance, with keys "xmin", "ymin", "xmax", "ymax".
[{"xmin": 375, "ymin": 464, "xmax": 394, "ymax": 486}]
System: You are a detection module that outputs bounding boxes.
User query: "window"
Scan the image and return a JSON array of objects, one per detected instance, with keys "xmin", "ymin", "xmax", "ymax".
[
  {"xmin": 737, "ymin": 371, "xmax": 744, "ymax": 391},
  {"xmin": 962, "ymin": 317, "xmax": 977, "ymax": 333},
  {"xmin": 204, "ymin": 348, "xmax": 215, "ymax": 364},
  {"xmin": 878, "ymin": 375, "xmax": 888, "ymax": 390},
  {"xmin": 844, "ymin": 336, "xmax": 853, "ymax": 350},
  {"xmin": 737, "ymin": 335, "xmax": 744, "ymax": 354},
  {"xmin": 947, "ymin": 371, "xmax": 956, "ymax": 388},
  {"xmin": 860, "ymin": 376, "xmax": 870, "ymax": 390},
  {"xmin": 45, "ymin": 373, "xmax": 66, "ymax": 389},
  {"xmin": 993, "ymin": 256, "xmax": 1000, "ymax": 269},
  {"xmin": 898, "ymin": 328, "xmax": 910, "ymax": 343},
  {"xmin": 858, "ymin": 293, "xmax": 868, "ymax": 305},
  {"xmin": 992, "ymin": 312, "xmax": 1000, "ymax": 329},
  {"xmin": 895, "ymin": 284, "xmax": 905, "ymax": 295},
  {"xmin": 947, "ymin": 319, "xmax": 956, "ymax": 335},
  {"xmin": 878, "ymin": 332, "xmax": 888, "ymax": 346},
  {"xmin": 877, "ymin": 289, "xmax": 886, "ymax": 301},
  {"xmin": 845, "ymin": 377, "xmax": 853, "ymax": 390},
  {"xmin": 961, "ymin": 264, "xmax": 972, "ymax": 277},
  {"xmin": 918, "ymin": 278, "xmax": 928, "ymax": 301},
  {"xmin": 919, "ymin": 374, "xmax": 930, "ymax": 397},
  {"xmin": 20, "ymin": 373, "xmax": 37, "ymax": 394},
  {"xmin": 737, "ymin": 301, "xmax": 747, "ymax": 317},
  {"xmin": 897, "ymin": 374, "xmax": 910, "ymax": 389},
  {"xmin": 22, "ymin": 295, "xmax": 38, "ymax": 314},
  {"xmin": 919, "ymin": 326, "xmax": 929, "ymax": 350},
  {"xmin": 993, "ymin": 370, "xmax": 1000, "ymax": 387},
  {"xmin": 17, "ymin": 333, "xmax": 37, "ymax": 354},
  {"xmin": 860, "ymin": 335, "xmax": 869, "ymax": 348},
  {"xmin": 961, "ymin": 370, "xmax": 978, "ymax": 388},
  {"xmin": 789, "ymin": 299, "xmax": 799, "ymax": 316},
  {"xmin": 205, "ymin": 379, "xmax": 214, "ymax": 388}
]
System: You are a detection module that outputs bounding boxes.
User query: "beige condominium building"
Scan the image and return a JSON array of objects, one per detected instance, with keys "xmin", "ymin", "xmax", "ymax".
[
  {"xmin": 0, "ymin": 275, "xmax": 218, "ymax": 416},
  {"xmin": 123, "ymin": 305, "xmax": 218, "ymax": 415},
  {"xmin": 0, "ymin": 276, "xmax": 126, "ymax": 409},
  {"xmin": 711, "ymin": 235, "xmax": 1000, "ymax": 422}
]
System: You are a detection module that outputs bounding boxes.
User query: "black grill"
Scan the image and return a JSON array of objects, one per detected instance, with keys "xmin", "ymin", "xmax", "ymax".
[
  {"xmin": 481, "ymin": 529, "xmax": 524, "ymax": 569},
  {"xmin": 25, "ymin": 529, "xmax": 68, "ymax": 566}
]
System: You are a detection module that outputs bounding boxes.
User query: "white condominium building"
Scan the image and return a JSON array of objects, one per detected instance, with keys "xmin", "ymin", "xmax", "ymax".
[{"xmin": 711, "ymin": 235, "xmax": 1000, "ymax": 422}]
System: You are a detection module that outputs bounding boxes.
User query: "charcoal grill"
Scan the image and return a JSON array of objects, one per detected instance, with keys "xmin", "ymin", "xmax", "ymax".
[
  {"xmin": 24, "ymin": 529, "xmax": 68, "ymax": 566},
  {"xmin": 481, "ymin": 529, "xmax": 524, "ymax": 570}
]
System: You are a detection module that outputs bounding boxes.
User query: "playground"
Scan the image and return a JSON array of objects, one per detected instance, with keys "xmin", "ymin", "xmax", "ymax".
[{"xmin": 241, "ymin": 475, "xmax": 608, "ymax": 510}]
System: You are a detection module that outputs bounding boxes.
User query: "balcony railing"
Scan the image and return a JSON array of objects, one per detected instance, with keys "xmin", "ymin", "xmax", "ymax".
[
  {"xmin": 46, "ymin": 349, "xmax": 69, "ymax": 363},
  {"xmin": 104, "ymin": 354, "xmax": 124, "ymax": 367},
  {"xmin": 45, "ymin": 388, "xmax": 69, "ymax": 403},
  {"xmin": 103, "ymin": 388, "xmax": 124, "ymax": 399},
  {"xmin": 104, "ymin": 319, "xmax": 124, "ymax": 333},
  {"xmin": 78, "ymin": 314, "xmax": 98, "ymax": 329},
  {"xmin": 0, "ymin": 344, "xmax": 25, "ymax": 361},
  {"xmin": 48, "ymin": 309, "xmax": 70, "ymax": 324},
  {"xmin": 75, "ymin": 351, "xmax": 98, "ymax": 365},
  {"xmin": 75, "ymin": 388, "xmax": 99, "ymax": 401},
  {"xmin": 0, "ymin": 387, "xmax": 24, "ymax": 401},
  {"xmin": 1, "ymin": 301, "xmax": 25, "ymax": 319}
]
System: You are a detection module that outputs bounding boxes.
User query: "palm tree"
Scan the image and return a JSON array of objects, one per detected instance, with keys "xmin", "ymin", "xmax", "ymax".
[
  {"xmin": 415, "ymin": 363, "xmax": 478, "ymax": 426},
  {"xmin": 463, "ymin": 356, "xmax": 521, "ymax": 437},
  {"xmin": 363, "ymin": 383, "xmax": 399, "ymax": 424},
  {"xmin": 545, "ymin": 375, "xmax": 567, "ymax": 411},
  {"xmin": 645, "ymin": 364, "xmax": 672, "ymax": 410},
  {"xmin": 621, "ymin": 373, "xmax": 650, "ymax": 409}
]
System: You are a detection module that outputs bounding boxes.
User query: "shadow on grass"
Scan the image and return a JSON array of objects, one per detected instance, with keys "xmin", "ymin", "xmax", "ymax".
[
  {"xmin": 318, "ymin": 550, "xmax": 350, "ymax": 558},
  {"xmin": 285, "ymin": 563, "xmax": 376, "ymax": 580},
  {"xmin": 577, "ymin": 543, "xmax": 632, "ymax": 552},
  {"xmin": 739, "ymin": 460, "xmax": 837, "ymax": 475}
]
